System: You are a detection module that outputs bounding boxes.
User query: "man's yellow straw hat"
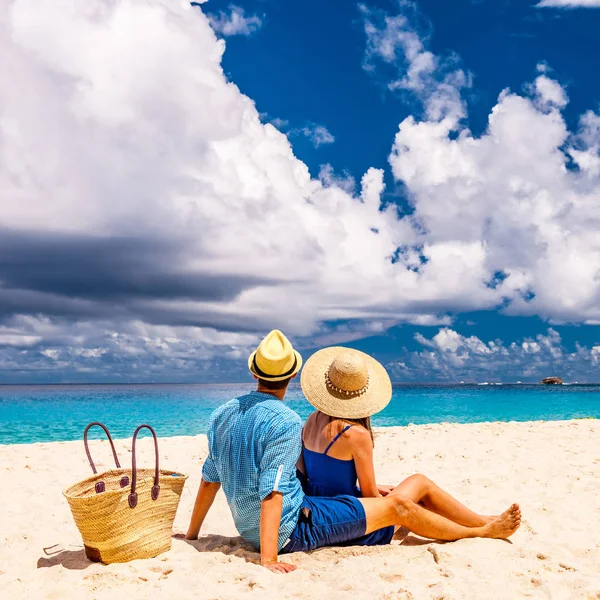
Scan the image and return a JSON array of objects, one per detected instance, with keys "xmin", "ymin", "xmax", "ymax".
[{"xmin": 248, "ymin": 330, "xmax": 302, "ymax": 381}]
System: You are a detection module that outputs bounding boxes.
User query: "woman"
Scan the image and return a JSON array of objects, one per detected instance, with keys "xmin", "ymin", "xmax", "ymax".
[{"xmin": 297, "ymin": 346, "xmax": 520, "ymax": 547}]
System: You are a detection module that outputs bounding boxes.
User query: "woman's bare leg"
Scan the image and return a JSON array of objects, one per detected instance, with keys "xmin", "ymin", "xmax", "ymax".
[
  {"xmin": 359, "ymin": 494, "xmax": 521, "ymax": 541},
  {"xmin": 390, "ymin": 474, "xmax": 494, "ymax": 527}
]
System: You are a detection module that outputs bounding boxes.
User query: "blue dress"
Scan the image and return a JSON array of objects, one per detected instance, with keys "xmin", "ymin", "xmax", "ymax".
[{"xmin": 300, "ymin": 424, "xmax": 395, "ymax": 546}]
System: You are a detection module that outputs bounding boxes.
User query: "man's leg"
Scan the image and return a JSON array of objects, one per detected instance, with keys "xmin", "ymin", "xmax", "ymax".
[
  {"xmin": 359, "ymin": 494, "xmax": 521, "ymax": 541},
  {"xmin": 390, "ymin": 474, "xmax": 495, "ymax": 527}
]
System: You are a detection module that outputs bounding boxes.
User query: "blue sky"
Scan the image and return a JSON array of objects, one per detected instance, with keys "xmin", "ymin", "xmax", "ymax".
[
  {"xmin": 1, "ymin": 0, "xmax": 600, "ymax": 383},
  {"xmin": 213, "ymin": 0, "xmax": 600, "ymax": 183}
]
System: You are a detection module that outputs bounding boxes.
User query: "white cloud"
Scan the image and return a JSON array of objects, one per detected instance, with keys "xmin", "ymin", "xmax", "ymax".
[
  {"xmin": 387, "ymin": 85, "xmax": 600, "ymax": 323},
  {"xmin": 0, "ymin": 314, "xmax": 261, "ymax": 381},
  {"xmin": 269, "ymin": 117, "xmax": 289, "ymax": 130},
  {"xmin": 536, "ymin": 0, "xmax": 600, "ymax": 7},
  {"xmin": 0, "ymin": 334, "xmax": 41, "ymax": 347},
  {"xmin": 390, "ymin": 327, "xmax": 600, "ymax": 381},
  {"xmin": 297, "ymin": 123, "xmax": 335, "ymax": 148},
  {"xmin": 318, "ymin": 164, "xmax": 356, "ymax": 193},
  {"xmin": 532, "ymin": 74, "xmax": 569, "ymax": 108},
  {"xmin": 207, "ymin": 5, "xmax": 263, "ymax": 36},
  {"xmin": 360, "ymin": 1, "xmax": 470, "ymax": 124},
  {"xmin": 569, "ymin": 110, "xmax": 600, "ymax": 177}
]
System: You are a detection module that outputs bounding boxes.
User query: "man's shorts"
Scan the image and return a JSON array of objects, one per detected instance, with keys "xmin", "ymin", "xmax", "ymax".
[{"xmin": 280, "ymin": 495, "xmax": 395, "ymax": 553}]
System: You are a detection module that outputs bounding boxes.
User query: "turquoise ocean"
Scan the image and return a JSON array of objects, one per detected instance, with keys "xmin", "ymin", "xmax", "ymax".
[{"xmin": 1, "ymin": 383, "xmax": 599, "ymax": 445}]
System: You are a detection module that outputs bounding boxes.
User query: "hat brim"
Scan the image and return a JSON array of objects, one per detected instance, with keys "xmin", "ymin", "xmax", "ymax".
[
  {"xmin": 248, "ymin": 350, "xmax": 303, "ymax": 382},
  {"xmin": 300, "ymin": 347, "xmax": 392, "ymax": 419}
]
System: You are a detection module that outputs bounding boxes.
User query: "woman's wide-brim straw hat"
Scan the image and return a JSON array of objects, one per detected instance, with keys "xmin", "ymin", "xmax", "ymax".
[
  {"xmin": 248, "ymin": 329, "xmax": 302, "ymax": 382},
  {"xmin": 301, "ymin": 347, "xmax": 392, "ymax": 419}
]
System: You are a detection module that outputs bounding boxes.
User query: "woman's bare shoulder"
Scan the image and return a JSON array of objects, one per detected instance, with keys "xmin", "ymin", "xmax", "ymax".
[
  {"xmin": 346, "ymin": 424, "xmax": 372, "ymax": 445},
  {"xmin": 304, "ymin": 411, "xmax": 318, "ymax": 427},
  {"xmin": 303, "ymin": 411, "xmax": 319, "ymax": 435}
]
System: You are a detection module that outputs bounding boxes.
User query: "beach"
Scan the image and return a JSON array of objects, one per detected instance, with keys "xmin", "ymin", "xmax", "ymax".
[{"xmin": 1, "ymin": 420, "xmax": 599, "ymax": 600}]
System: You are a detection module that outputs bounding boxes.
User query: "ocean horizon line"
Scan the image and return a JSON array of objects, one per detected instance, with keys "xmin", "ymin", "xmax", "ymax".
[
  {"xmin": 0, "ymin": 380, "xmax": 597, "ymax": 387},
  {"xmin": 0, "ymin": 381, "xmax": 600, "ymax": 388}
]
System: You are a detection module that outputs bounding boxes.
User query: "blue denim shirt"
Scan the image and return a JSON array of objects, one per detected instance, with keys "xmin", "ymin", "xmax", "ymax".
[{"xmin": 202, "ymin": 392, "xmax": 304, "ymax": 551}]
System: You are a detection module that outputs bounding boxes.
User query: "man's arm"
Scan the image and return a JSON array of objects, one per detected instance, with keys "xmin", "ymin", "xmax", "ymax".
[
  {"xmin": 260, "ymin": 491, "xmax": 296, "ymax": 573},
  {"xmin": 257, "ymin": 417, "xmax": 303, "ymax": 574},
  {"xmin": 185, "ymin": 478, "xmax": 221, "ymax": 540}
]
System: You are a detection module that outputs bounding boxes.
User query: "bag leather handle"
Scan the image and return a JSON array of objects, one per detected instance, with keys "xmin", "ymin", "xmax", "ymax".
[
  {"xmin": 83, "ymin": 422, "xmax": 129, "ymax": 493},
  {"xmin": 128, "ymin": 424, "xmax": 160, "ymax": 509}
]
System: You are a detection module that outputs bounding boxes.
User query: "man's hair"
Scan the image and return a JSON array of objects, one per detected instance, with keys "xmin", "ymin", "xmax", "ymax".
[{"xmin": 258, "ymin": 377, "xmax": 292, "ymax": 391}]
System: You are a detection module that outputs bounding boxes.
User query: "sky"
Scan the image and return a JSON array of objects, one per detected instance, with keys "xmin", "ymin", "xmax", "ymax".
[{"xmin": 0, "ymin": 0, "xmax": 600, "ymax": 383}]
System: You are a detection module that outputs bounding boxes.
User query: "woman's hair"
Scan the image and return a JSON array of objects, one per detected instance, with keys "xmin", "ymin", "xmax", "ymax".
[{"xmin": 327, "ymin": 414, "xmax": 374, "ymax": 447}]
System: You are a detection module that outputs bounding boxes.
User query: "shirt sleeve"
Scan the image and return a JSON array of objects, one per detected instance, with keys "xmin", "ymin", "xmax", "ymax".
[
  {"xmin": 258, "ymin": 417, "xmax": 302, "ymax": 501},
  {"xmin": 201, "ymin": 453, "xmax": 220, "ymax": 483},
  {"xmin": 201, "ymin": 416, "xmax": 220, "ymax": 483}
]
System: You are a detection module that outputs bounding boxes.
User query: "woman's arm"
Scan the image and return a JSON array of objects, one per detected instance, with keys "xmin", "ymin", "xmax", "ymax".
[
  {"xmin": 352, "ymin": 428, "xmax": 381, "ymax": 498},
  {"xmin": 296, "ymin": 426, "xmax": 306, "ymax": 476},
  {"xmin": 296, "ymin": 411, "xmax": 316, "ymax": 476}
]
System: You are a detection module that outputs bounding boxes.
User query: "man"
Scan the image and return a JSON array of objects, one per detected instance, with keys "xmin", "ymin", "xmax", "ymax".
[
  {"xmin": 186, "ymin": 329, "xmax": 303, "ymax": 573},
  {"xmin": 186, "ymin": 330, "xmax": 521, "ymax": 574}
]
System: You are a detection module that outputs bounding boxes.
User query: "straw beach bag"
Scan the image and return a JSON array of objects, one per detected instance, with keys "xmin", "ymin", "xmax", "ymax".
[{"xmin": 64, "ymin": 422, "xmax": 188, "ymax": 564}]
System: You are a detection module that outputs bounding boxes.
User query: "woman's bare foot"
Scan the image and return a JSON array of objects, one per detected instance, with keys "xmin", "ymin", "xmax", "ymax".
[
  {"xmin": 482, "ymin": 504, "xmax": 521, "ymax": 539},
  {"xmin": 481, "ymin": 515, "xmax": 498, "ymax": 525},
  {"xmin": 467, "ymin": 514, "xmax": 497, "ymax": 527}
]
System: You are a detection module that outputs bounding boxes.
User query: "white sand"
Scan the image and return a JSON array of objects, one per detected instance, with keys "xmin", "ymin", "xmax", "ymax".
[{"xmin": 1, "ymin": 420, "xmax": 599, "ymax": 600}]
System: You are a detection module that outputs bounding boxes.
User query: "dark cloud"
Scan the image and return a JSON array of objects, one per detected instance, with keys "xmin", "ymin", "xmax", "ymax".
[
  {"xmin": 0, "ymin": 228, "xmax": 263, "ymax": 301},
  {"xmin": 0, "ymin": 228, "xmax": 271, "ymax": 327}
]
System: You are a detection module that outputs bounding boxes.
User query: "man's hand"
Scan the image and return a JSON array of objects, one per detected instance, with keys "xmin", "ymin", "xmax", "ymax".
[
  {"xmin": 175, "ymin": 531, "xmax": 200, "ymax": 542},
  {"xmin": 377, "ymin": 484, "xmax": 395, "ymax": 496},
  {"xmin": 262, "ymin": 559, "xmax": 297, "ymax": 574}
]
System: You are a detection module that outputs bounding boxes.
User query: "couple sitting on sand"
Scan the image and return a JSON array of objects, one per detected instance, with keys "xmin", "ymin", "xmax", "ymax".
[{"xmin": 186, "ymin": 330, "xmax": 521, "ymax": 573}]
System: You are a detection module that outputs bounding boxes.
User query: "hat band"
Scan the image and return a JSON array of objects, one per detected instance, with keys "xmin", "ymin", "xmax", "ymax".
[
  {"xmin": 325, "ymin": 369, "xmax": 370, "ymax": 397},
  {"xmin": 252, "ymin": 354, "xmax": 298, "ymax": 380}
]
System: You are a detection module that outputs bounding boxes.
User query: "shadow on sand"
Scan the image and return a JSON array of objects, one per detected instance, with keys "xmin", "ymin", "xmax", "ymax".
[
  {"xmin": 178, "ymin": 530, "xmax": 450, "ymax": 560},
  {"xmin": 37, "ymin": 535, "xmax": 259, "ymax": 571},
  {"xmin": 38, "ymin": 530, "xmax": 483, "ymax": 571},
  {"xmin": 174, "ymin": 533, "xmax": 260, "ymax": 560},
  {"xmin": 395, "ymin": 526, "xmax": 512, "ymax": 547},
  {"xmin": 37, "ymin": 545, "xmax": 93, "ymax": 570}
]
